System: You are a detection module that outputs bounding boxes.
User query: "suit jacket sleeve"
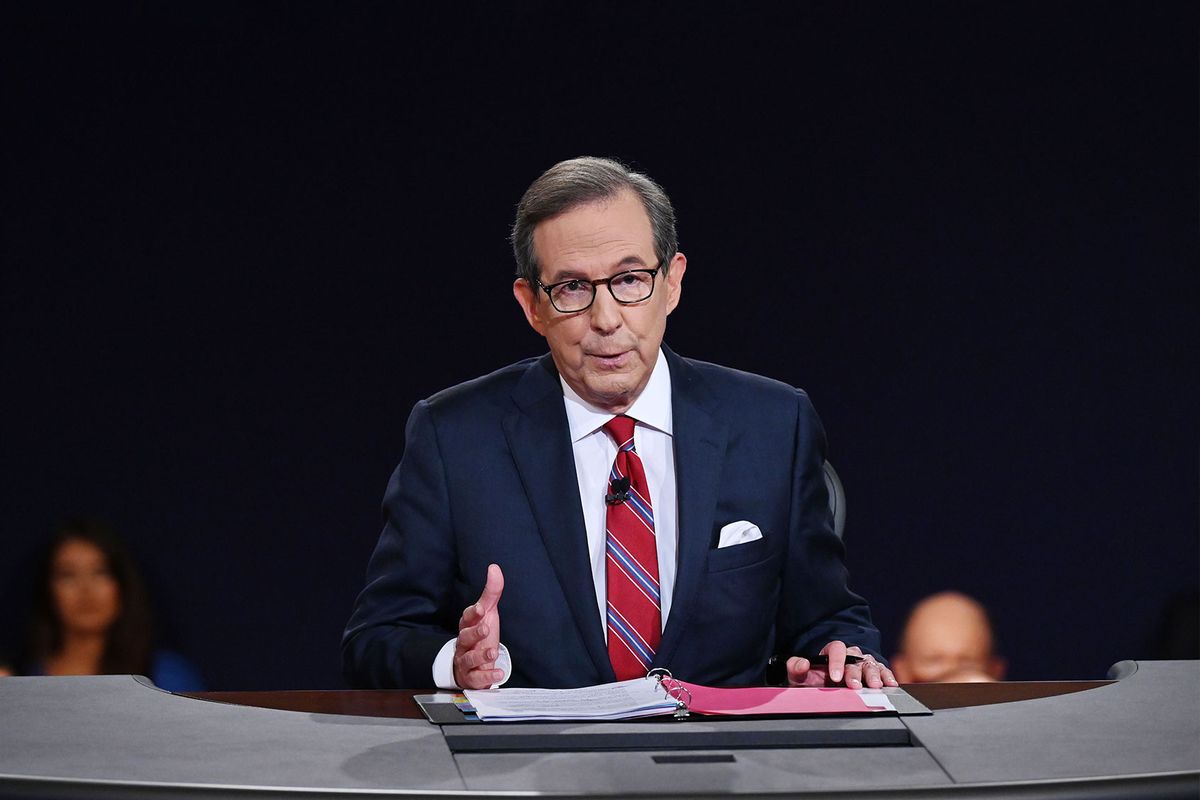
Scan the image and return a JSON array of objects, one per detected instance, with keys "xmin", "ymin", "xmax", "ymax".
[
  {"xmin": 776, "ymin": 389, "xmax": 884, "ymax": 663},
  {"xmin": 342, "ymin": 400, "xmax": 459, "ymax": 688}
]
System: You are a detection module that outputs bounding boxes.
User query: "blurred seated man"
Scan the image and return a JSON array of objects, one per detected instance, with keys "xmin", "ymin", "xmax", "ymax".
[{"xmin": 891, "ymin": 591, "xmax": 1005, "ymax": 683}]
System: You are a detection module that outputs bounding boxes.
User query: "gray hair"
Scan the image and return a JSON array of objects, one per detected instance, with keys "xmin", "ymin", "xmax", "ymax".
[{"xmin": 511, "ymin": 156, "xmax": 678, "ymax": 289}]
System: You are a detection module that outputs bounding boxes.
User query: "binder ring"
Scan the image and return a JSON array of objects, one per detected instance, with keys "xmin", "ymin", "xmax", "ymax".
[
  {"xmin": 647, "ymin": 669, "xmax": 691, "ymax": 719},
  {"xmin": 667, "ymin": 681, "xmax": 696, "ymax": 705}
]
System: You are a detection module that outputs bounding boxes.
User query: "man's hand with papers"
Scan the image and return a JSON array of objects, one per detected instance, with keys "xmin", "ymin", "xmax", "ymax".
[{"xmin": 787, "ymin": 640, "xmax": 899, "ymax": 689}]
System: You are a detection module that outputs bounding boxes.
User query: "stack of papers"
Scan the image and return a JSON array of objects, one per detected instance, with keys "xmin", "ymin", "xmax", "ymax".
[{"xmin": 466, "ymin": 678, "xmax": 678, "ymax": 721}]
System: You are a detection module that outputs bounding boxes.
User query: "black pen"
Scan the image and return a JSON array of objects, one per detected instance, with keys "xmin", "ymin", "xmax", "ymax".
[
  {"xmin": 806, "ymin": 653, "xmax": 865, "ymax": 665},
  {"xmin": 766, "ymin": 653, "xmax": 868, "ymax": 684}
]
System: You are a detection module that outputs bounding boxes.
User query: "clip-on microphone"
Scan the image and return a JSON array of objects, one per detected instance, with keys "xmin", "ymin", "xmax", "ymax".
[{"xmin": 605, "ymin": 476, "xmax": 631, "ymax": 505}]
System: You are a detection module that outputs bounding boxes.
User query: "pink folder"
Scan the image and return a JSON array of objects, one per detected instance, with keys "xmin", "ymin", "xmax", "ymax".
[{"xmin": 678, "ymin": 682, "xmax": 890, "ymax": 715}]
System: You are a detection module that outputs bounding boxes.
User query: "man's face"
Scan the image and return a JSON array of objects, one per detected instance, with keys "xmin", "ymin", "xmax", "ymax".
[
  {"xmin": 898, "ymin": 623, "xmax": 995, "ymax": 682},
  {"xmin": 513, "ymin": 189, "xmax": 686, "ymax": 413},
  {"xmin": 892, "ymin": 597, "xmax": 1005, "ymax": 682}
]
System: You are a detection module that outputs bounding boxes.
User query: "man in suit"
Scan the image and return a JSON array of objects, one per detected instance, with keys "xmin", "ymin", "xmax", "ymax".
[{"xmin": 343, "ymin": 157, "xmax": 896, "ymax": 691}]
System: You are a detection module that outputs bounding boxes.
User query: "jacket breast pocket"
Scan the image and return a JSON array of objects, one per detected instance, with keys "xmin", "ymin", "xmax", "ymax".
[{"xmin": 706, "ymin": 535, "xmax": 773, "ymax": 573}]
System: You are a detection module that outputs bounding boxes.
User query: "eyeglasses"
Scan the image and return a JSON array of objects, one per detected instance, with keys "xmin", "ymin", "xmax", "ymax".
[{"xmin": 536, "ymin": 264, "xmax": 661, "ymax": 313}]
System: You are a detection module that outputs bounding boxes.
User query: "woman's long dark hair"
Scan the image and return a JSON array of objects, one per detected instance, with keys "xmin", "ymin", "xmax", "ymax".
[{"xmin": 27, "ymin": 518, "xmax": 155, "ymax": 675}]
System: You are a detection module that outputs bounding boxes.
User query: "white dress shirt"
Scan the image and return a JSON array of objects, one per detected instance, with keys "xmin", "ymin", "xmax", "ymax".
[
  {"xmin": 432, "ymin": 349, "xmax": 678, "ymax": 688},
  {"xmin": 561, "ymin": 347, "xmax": 678, "ymax": 633}
]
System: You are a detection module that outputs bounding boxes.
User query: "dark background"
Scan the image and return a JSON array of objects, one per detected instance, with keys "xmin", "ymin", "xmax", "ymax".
[{"xmin": 3, "ymin": 3, "xmax": 1196, "ymax": 689}]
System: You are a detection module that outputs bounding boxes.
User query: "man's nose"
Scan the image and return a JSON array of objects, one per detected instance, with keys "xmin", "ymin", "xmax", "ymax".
[{"xmin": 588, "ymin": 286, "xmax": 624, "ymax": 332}]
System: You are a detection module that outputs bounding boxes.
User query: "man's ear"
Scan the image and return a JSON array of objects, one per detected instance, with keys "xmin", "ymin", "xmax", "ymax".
[
  {"xmin": 664, "ymin": 253, "xmax": 687, "ymax": 315},
  {"xmin": 986, "ymin": 657, "xmax": 1007, "ymax": 681},
  {"xmin": 513, "ymin": 278, "xmax": 547, "ymax": 336}
]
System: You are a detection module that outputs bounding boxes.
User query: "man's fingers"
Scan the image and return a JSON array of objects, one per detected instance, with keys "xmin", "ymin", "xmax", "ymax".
[
  {"xmin": 456, "ymin": 646, "xmax": 498, "ymax": 671},
  {"xmin": 454, "ymin": 568, "xmax": 506, "ymax": 691},
  {"xmin": 821, "ymin": 640, "xmax": 848, "ymax": 682},
  {"xmin": 880, "ymin": 666, "xmax": 899, "ymax": 687},
  {"xmin": 460, "ymin": 565, "xmax": 504, "ymax": 639},
  {"xmin": 459, "ymin": 602, "xmax": 484, "ymax": 630},
  {"xmin": 478, "ymin": 563, "xmax": 505, "ymax": 613},
  {"xmin": 789, "ymin": 644, "xmax": 895, "ymax": 688},
  {"xmin": 844, "ymin": 663, "xmax": 864, "ymax": 688},
  {"xmin": 786, "ymin": 656, "xmax": 830, "ymax": 687},
  {"xmin": 843, "ymin": 645, "xmax": 866, "ymax": 687},
  {"xmin": 847, "ymin": 651, "xmax": 894, "ymax": 688},
  {"xmin": 456, "ymin": 621, "xmax": 490, "ymax": 649},
  {"xmin": 859, "ymin": 658, "xmax": 887, "ymax": 689},
  {"xmin": 457, "ymin": 667, "xmax": 506, "ymax": 690}
]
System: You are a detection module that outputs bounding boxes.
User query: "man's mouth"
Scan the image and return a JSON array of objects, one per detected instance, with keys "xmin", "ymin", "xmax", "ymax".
[{"xmin": 587, "ymin": 350, "xmax": 631, "ymax": 368}]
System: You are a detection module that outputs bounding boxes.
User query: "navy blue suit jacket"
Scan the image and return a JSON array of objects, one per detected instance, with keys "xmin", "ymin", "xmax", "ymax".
[{"xmin": 342, "ymin": 347, "xmax": 881, "ymax": 688}]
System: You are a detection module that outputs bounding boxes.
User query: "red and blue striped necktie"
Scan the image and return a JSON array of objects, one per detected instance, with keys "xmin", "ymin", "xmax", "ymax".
[{"xmin": 603, "ymin": 415, "xmax": 661, "ymax": 681}]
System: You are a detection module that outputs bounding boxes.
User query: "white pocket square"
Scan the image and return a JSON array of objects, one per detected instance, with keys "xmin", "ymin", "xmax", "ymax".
[{"xmin": 717, "ymin": 520, "xmax": 763, "ymax": 548}]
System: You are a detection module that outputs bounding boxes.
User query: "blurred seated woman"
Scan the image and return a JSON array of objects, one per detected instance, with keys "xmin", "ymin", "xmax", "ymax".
[{"xmin": 23, "ymin": 518, "xmax": 204, "ymax": 692}]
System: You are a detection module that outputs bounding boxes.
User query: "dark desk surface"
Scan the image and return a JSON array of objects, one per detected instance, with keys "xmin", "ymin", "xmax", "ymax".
[
  {"xmin": 183, "ymin": 679, "xmax": 1114, "ymax": 718},
  {"xmin": 3, "ymin": 664, "xmax": 1195, "ymax": 799}
]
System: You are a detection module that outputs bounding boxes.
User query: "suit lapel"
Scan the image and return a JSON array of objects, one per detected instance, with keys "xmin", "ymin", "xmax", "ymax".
[
  {"xmin": 503, "ymin": 355, "xmax": 614, "ymax": 682},
  {"xmin": 654, "ymin": 347, "xmax": 728, "ymax": 671}
]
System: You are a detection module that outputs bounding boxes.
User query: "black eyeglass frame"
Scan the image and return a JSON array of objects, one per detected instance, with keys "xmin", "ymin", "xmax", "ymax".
[{"xmin": 535, "ymin": 263, "xmax": 663, "ymax": 313}]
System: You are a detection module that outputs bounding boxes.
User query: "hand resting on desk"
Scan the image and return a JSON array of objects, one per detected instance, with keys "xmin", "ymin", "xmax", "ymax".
[{"xmin": 787, "ymin": 640, "xmax": 899, "ymax": 689}]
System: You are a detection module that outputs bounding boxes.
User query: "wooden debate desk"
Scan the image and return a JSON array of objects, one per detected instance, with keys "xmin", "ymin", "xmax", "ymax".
[{"xmin": 1, "ymin": 660, "xmax": 1197, "ymax": 799}]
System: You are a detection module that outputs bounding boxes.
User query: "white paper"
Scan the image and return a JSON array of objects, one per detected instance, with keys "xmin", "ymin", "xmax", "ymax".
[
  {"xmin": 857, "ymin": 689, "xmax": 896, "ymax": 711},
  {"xmin": 465, "ymin": 677, "xmax": 678, "ymax": 721}
]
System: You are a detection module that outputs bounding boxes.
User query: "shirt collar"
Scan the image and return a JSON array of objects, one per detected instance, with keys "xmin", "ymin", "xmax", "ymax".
[{"xmin": 561, "ymin": 348, "xmax": 673, "ymax": 443}]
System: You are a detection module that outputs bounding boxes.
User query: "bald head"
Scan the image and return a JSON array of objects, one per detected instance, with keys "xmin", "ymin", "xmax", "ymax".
[{"xmin": 892, "ymin": 592, "xmax": 1005, "ymax": 683}]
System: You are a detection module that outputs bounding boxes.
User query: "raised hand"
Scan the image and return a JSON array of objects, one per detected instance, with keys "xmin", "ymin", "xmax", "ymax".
[{"xmin": 453, "ymin": 564, "xmax": 505, "ymax": 689}]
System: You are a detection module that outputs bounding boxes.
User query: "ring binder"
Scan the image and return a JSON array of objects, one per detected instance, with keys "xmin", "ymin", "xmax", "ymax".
[
  {"xmin": 648, "ymin": 668, "xmax": 691, "ymax": 719},
  {"xmin": 456, "ymin": 672, "xmax": 920, "ymax": 722}
]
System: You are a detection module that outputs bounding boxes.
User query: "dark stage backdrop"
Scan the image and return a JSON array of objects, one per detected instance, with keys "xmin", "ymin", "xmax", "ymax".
[{"xmin": 3, "ymin": 3, "xmax": 1196, "ymax": 689}]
